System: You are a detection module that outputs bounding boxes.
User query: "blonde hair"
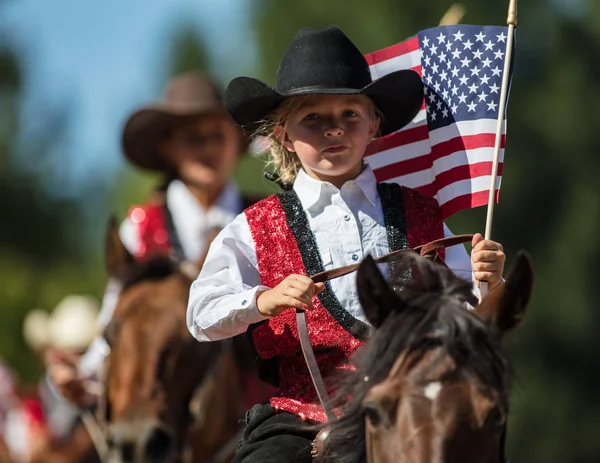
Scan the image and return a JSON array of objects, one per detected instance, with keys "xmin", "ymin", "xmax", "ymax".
[{"xmin": 255, "ymin": 94, "xmax": 380, "ymax": 186}]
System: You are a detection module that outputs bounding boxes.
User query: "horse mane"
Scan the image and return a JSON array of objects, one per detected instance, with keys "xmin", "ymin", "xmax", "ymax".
[
  {"xmin": 119, "ymin": 254, "xmax": 181, "ymax": 292},
  {"xmin": 319, "ymin": 256, "xmax": 509, "ymax": 463}
]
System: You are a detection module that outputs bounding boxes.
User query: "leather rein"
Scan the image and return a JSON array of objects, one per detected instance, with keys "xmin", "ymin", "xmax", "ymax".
[{"xmin": 296, "ymin": 234, "xmax": 475, "ymax": 422}]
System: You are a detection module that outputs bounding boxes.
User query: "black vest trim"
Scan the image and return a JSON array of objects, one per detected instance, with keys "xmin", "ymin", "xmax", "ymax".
[
  {"xmin": 278, "ymin": 190, "xmax": 370, "ymax": 340},
  {"xmin": 276, "ymin": 183, "xmax": 409, "ymax": 341},
  {"xmin": 162, "ymin": 202, "xmax": 186, "ymax": 262},
  {"xmin": 378, "ymin": 183, "xmax": 409, "ymax": 251}
]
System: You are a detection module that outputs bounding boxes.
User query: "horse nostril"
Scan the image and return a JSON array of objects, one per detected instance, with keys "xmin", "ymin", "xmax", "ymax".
[
  {"xmin": 121, "ymin": 441, "xmax": 136, "ymax": 462},
  {"xmin": 144, "ymin": 427, "xmax": 174, "ymax": 462}
]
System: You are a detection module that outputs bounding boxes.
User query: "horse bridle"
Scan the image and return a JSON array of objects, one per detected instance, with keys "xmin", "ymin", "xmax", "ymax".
[
  {"xmin": 298, "ymin": 234, "xmax": 476, "ymax": 422},
  {"xmin": 296, "ymin": 234, "xmax": 510, "ymax": 462},
  {"xmin": 80, "ymin": 326, "xmax": 242, "ymax": 463}
]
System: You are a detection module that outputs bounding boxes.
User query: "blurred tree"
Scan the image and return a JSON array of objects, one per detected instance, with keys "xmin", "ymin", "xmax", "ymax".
[
  {"xmin": 165, "ymin": 21, "xmax": 273, "ymax": 196},
  {"xmin": 249, "ymin": 0, "xmax": 600, "ymax": 461},
  {"xmin": 167, "ymin": 24, "xmax": 211, "ymax": 76},
  {"xmin": 0, "ymin": 46, "xmax": 105, "ymax": 381}
]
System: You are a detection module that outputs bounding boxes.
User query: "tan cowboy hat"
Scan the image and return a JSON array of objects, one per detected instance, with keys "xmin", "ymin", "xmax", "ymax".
[
  {"xmin": 122, "ymin": 71, "xmax": 232, "ymax": 172},
  {"xmin": 23, "ymin": 295, "xmax": 100, "ymax": 352}
]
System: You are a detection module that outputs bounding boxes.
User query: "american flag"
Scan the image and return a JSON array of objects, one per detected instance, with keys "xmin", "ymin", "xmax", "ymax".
[{"xmin": 365, "ymin": 25, "xmax": 514, "ymax": 218}]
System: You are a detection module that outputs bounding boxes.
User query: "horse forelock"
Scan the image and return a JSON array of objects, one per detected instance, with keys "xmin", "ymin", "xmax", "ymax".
[
  {"xmin": 319, "ymin": 257, "xmax": 509, "ymax": 463},
  {"xmin": 119, "ymin": 254, "xmax": 184, "ymax": 292}
]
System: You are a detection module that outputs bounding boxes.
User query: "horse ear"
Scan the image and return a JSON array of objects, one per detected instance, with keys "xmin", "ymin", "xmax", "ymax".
[
  {"xmin": 103, "ymin": 319, "xmax": 119, "ymax": 349},
  {"xmin": 105, "ymin": 214, "xmax": 134, "ymax": 278},
  {"xmin": 473, "ymin": 251, "xmax": 534, "ymax": 337},
  {"xmin": 357, "ymin": 255, "xmax": 405, "ymax": 328}
]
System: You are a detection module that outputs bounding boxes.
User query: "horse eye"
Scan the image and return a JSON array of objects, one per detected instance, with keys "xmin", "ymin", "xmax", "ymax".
[
  {"xmin": 484, "ymin": 407, "xmax": 505, "ymax": 431},
  {"xmin": 363, "ymin": 396, "xmax": 397, "ymax": 428},
  {"xmin": 364, "ymin": 402, "xmax": 384, "ymax": 427}
]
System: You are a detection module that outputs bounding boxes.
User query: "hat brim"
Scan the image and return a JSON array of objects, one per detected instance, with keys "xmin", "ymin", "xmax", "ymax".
[
  {"xmin": 122, "ymin": 103, "xmax": 228, "ymax": 172},
  {"xmin": 224, "ymin": 69, "xmax": 424, "ymax": 137}
]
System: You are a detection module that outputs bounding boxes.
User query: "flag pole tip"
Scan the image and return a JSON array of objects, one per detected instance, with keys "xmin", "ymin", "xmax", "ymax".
[
  {"xmin": 439, "ymin": 3, "xmax": 466, "ymax": 26},
  {"xmin": 507, "ymin": 0, "xmax": 517, "ymax": 26}
]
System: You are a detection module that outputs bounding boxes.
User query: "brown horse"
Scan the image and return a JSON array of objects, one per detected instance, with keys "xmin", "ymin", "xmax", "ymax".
[
  {"xmin": 29, "ymin": 421, "xmax": 100, "ymax": 463},
  {"xmin": 319, "ymin": 251, "xmax": 533, "ymax": 463},
  {"xmin": 99, "ymin": 219, "xmax": 268, "ymax": 463}
]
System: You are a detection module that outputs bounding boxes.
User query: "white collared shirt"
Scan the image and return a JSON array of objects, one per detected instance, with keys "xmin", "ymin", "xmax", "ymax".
[
  {"xmin": 120, "ymin": 179, "xmax": 242, "ymax": 261},
  {"xmin": 187, "ymin": 166, "xmax": 477, "ymax": 343},
  {"xmin": 78, "ymin": 180, "xmax": 242, "ymax": 377}
]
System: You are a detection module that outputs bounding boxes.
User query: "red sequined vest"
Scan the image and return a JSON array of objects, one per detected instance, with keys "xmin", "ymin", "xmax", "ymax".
[
  {"xmin": 127, "ymin": 194, "xmax": 262, "ymax": 261},
  {"xmin": 245, "ymin": 183, "xmax": 443, "ymax": 422},
  {"xmin": 127, "ymin": 202, "xmax": 172, "ymax": 261}
]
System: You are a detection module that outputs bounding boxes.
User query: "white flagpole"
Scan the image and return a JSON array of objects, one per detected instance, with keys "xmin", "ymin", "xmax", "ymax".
[
  {"xmin": 480, "ymin": 0, "xmax": 516, "ymax": 299},
  {"xmin": 484, "ymin": 0, "xmax": 517, "ymax": 240}
]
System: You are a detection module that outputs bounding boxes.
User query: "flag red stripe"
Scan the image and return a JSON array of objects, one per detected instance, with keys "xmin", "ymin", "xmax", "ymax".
[
  {"xmin": 373, "ymin": 155, "xmax": 433, "ymax": 182},
  {"xmin": 441, "ymin": 189, "xmax": 500, "ymax": 218},
  {"xmin": 365, "ymin": 37, "xmax": 420, "ymax": 65},
  {"xmin": 366, "ymin": 123, "xmax": 429, "ymax": 156},
  {"xmin": 434, "ymin": 162, "xmax": 504, "ymax": 190},
  {"xmin": 430, "ymin": 134, "xmax": 506, "ymax": 161},
  {"xmin": 413, "ymin": 183, "xmax": 438, "ymax": 198},
  {"xmin": 369, "ymin": 133, "xmax": 506, "ymax": 183},
  {"xmin": 373, "ymin": 161, "xmax": 503, "ymax": 195},
  {"xmin": 368, "ymin": 128, "xmax": 506, "ymax": 160}
]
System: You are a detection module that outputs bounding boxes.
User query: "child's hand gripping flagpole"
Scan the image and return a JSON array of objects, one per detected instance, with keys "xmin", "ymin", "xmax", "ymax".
[{"xmin": 480, "ymin": 0, "xmax": 517, "ymax": 299}]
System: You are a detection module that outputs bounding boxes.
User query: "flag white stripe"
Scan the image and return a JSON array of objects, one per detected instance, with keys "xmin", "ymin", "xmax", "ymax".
[
  {"xmin": 374, "ymin": 145, "xmax": 505, "ymax": 196},
  {"xmin": 383, "ymin": 169, "xmax": 436, "ymax": 190},
  {"xmin": 428, "ymin": 119, "xmax": 506, "ymax": 146},
  {"xmin": 433, "ymin": 147, "xmax": 505, "ymax": 173},
  {"xmin": 365, "ymin": 137, "xmax": 430, "ymax": 169},
  {"xmin": 368, "ymin": 49, "xmax": 422, "ymax": 79},
  {"xmin": 367, "ymin": 118, "xmax": 506, "ymax": 171},
  {"xmin": 437, "ymin": 176, "xmax": 502, "ymax": 205}
]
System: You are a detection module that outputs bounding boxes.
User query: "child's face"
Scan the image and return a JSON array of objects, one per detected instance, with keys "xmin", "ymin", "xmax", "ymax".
[
  {"xmin": 160, "ymin": 114, "xmax": 241, "ymax": 189},
  {"xmin": 276, "ymin": 94, "xmax": 380, "ymax": 187}
]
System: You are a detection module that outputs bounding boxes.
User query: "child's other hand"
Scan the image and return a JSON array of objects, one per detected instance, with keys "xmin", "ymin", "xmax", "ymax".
[
  {"xmin": 45, "ymin": 348, "xmax": 95, "ymax": 407},
  {"xmin": 471, "ymin": 233, "xmax": 506, "ymax": 291},
  {"xmin": 256, "ymin": 274, "xmax": 325, "ymax": 317}
]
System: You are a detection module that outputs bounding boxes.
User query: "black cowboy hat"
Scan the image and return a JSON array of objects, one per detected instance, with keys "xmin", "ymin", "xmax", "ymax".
[
  {"xmin": 224, "ymin": 26, "xmax": 424, "ymax": 136},
  {"xmin": 122, "ymin": 71, "xmax": 241, "ymax": 172}
]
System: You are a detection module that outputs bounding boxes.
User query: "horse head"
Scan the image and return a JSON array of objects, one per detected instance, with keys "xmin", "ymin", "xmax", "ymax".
[
  {"xmin": 101, "ymin": 217, "xmax": 224, "ymax": 463},
  {"xmin": 320, "ymin": 251, "xmax": 533, "ymax": 463}
]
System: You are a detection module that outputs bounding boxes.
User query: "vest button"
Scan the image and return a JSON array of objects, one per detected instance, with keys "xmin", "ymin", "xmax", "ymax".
[
  {"xmin": 351, "ymin": 254, "xmax": 359, "ymax": 261},
  {"xmin": 343, "ymin": 215, "xmax": 351, "ymax": 221}
]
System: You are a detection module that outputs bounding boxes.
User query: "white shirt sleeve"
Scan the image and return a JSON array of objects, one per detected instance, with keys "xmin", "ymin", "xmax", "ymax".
[
  {"xmin": 186, "ymin": 213, "xmax": 270, "ymax": 342},
  {"xmin": 442, "ymin": 222, "xmax": 480, "ymax": 300},
  {"xmin": 77, "ymin": 278, "xmax": 121, "ymax": 377}
]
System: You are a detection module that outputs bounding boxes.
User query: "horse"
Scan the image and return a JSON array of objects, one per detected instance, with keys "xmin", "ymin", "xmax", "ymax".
[
  {"xmin": 96, "ymin": 218, "xmax": 268, "ymax": 463},
  {"xmin": 29, "ymin": 420, "xmax": 100, "ymax": 463},
  {"xmin": 318, "ymin": 250, "xmax": 533, "ymax": 463}
]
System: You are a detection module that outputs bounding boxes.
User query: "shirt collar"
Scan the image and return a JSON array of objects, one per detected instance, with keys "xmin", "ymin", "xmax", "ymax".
[
  {"xmin": 292, "ymin": 163, "xmax": 379, "ymax": 211},
  {"xmin": 166, "ymin": 179, "xmax": 242, "ymax": 224}
]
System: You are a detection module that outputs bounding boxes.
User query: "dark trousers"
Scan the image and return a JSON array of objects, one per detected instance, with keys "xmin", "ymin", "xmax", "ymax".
[{"xmin": 233, "ymin": 404, "xmax": 319, "ymax": 463}]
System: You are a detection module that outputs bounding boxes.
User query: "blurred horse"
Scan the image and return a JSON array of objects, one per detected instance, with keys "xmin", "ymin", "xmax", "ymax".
[
  {"xmin": 28, "ymin": 421, "xmax": 100, "ymax": 463},
  {"xmin": 318, "ymin": 251, "xmax": 533, "ymax": 463},
  {"xmin": 97, "ymin": 219, "xmax": 268, "ymax": 463}
]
